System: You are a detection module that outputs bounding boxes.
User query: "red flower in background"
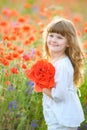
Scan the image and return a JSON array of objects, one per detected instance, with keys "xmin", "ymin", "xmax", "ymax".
[
  {"xmin": 24, "ymin": 3, "xmax": 31, "ymax": 9},
  {"xmin": 25, "ymin": 59, "xmax": 55, "ymax": 92},
  {"xmin": 84, "ymin": 27, "xmax": 87, "ymax": 33},
  {"xmin": 83, "ymin": 41, "xmax": 87, "ymax": 49},
  {"xmin": 22, "ymin": 54, "xmax": 30, "ymax": 61},
  {"xmin": 11, "ymin": 67, "xmax": 18, "ymax": 74},
  {"xmin": 22, "ymin": 24, "xmax": 30, "ymax": 32},
  {"xmin": 21, "ymin": 64, "xmax": 27, "ymax": 69},
  {"xmin": 1, "ymin": 59, "xmax": 9, "ymax": 66}
]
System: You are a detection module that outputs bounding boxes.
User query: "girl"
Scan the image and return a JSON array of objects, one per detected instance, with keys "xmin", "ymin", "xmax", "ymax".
[{"xmin": 42, "ymin": 17, "xmax": 85, "ymax": 130}]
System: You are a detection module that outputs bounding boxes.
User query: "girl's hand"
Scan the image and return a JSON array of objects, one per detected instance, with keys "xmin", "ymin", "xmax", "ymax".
[{"xmin": 43, "ymin": 88, "xmax": 53, "ymax": 99}]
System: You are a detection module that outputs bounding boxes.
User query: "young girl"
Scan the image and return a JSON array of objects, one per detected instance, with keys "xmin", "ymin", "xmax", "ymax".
[{"xmin": 42, "ymin": 17, "xmax": 85, "ymax": 130}]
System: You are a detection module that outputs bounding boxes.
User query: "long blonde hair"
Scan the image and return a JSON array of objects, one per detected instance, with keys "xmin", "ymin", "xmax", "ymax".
[{"xmin": 43, "ymin": 17, "xmax": 85, "ymax": 86}]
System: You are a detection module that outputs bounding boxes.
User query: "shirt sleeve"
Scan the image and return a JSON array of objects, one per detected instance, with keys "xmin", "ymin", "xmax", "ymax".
[{"xmin": 51, "ymin": 64, "xmax": 72, "ymax": 102}]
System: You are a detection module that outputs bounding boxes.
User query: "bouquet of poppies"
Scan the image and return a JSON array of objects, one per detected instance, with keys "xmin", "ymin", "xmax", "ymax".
[{"xmin": 25, "ymin": 59, "xmax": 55, "ymax": 92}]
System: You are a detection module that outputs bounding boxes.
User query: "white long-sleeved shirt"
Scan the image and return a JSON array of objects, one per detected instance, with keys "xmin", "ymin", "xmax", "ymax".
[{"xmin": 42, "ymin": 56, "xmax": 85, "ymax": 127}]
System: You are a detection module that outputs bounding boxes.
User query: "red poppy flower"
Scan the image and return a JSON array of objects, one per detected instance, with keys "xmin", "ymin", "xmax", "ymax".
[
  {"xmin": 11, "ymin": 67, "xmax": 18, "ymax": 74},
  {"xmin": 2, "ymin": 59, "xmax": 9, "ymax": 66},
  {"xmin": 25, "ymin": 59, "xmax": 55, "ymax": 92},
  {"xmin": 22, "ymin": 54, "xmax": 30, "ymax": 61},
  {"xmin": 84, "ymin": 27, "xmax": 87, "ymax": 33},
  {"xmin": 12, "ymin": 52, "xmax": 19, "ymax": 58},
  {"xmin": 83, "ymin": 41, "xmax": 87, "ymax": 49},
  {"xmin": 24, "ymin": 3, "xmax": 31, "ymax": 9},
  {"xmin": 18, "ymin": 17, "xmax": 26, "ymax": 23},
  {"xmin": 22, "ymin": 25, "xmax": 30, "ymax": 32},
  {"xmin": 22, "ymin": 64, "xmax": 27, "ymax": 69},
  {"xmin": 17, "ymin": 48, "xmax": 24, "ymax": 54}
]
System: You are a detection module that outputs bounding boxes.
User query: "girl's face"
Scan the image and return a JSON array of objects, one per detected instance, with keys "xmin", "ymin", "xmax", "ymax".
[{"xmin": 47, "ymin": 32, "xmax": 68, "ymax": 54}]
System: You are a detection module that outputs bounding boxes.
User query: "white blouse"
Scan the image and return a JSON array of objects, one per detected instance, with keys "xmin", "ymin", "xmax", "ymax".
[{"xmin": 42, "ymin": 56, "xmax": 85, "ymax": 127}]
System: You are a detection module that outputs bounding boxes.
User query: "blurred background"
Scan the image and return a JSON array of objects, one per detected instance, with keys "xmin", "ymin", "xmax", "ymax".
[{"xmin": 0, "ymin": 0, "xmax": 87, "ymax": 130}]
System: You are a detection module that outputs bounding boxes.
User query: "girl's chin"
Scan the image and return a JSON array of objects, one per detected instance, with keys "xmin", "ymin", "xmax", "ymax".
[
  {"xmin": 49, "ymin": 48, "xmax": 60, "ymax": 51},
  {"xmin": 50, "ymin": 49, "xmax": 61, "ymax": 53}
]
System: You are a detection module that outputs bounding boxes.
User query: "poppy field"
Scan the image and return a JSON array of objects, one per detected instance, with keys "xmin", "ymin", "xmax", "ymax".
[{"xmin": 0, "ymin": 0, "xmax": 87, "ymax": 130}]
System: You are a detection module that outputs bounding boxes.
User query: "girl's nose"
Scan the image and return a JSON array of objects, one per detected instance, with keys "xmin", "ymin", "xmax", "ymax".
[{"xmin": 52, "ymin": 37, "xmax": 57, "ymax": 42}]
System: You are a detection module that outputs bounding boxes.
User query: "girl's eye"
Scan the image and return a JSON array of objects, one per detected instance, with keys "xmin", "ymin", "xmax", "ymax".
[
  {"xmin": 48, "ymin": 34, "xmax": 64, "ymax": 39},
  {"xmin": 57, "ymin": 36, "xmax": 63, "ymax": 39},
  {"xmin": 49, "ymin": 34, "xmax": 54, "ymax": 37}
]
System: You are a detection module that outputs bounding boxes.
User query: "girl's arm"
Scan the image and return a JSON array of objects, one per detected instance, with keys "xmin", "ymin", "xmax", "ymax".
[
  {"xmin": 43, "ymin": 64, "xmax": 72, "ymax": 102},
  {"xmin": 43, "ymin": 88, "xmax": 53, "ymax": 99}
]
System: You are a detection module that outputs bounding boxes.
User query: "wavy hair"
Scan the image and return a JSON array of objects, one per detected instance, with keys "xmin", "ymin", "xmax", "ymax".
[{"xmin": 42, "ymin": 17, "xmax": 85, "ymax": 86}]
